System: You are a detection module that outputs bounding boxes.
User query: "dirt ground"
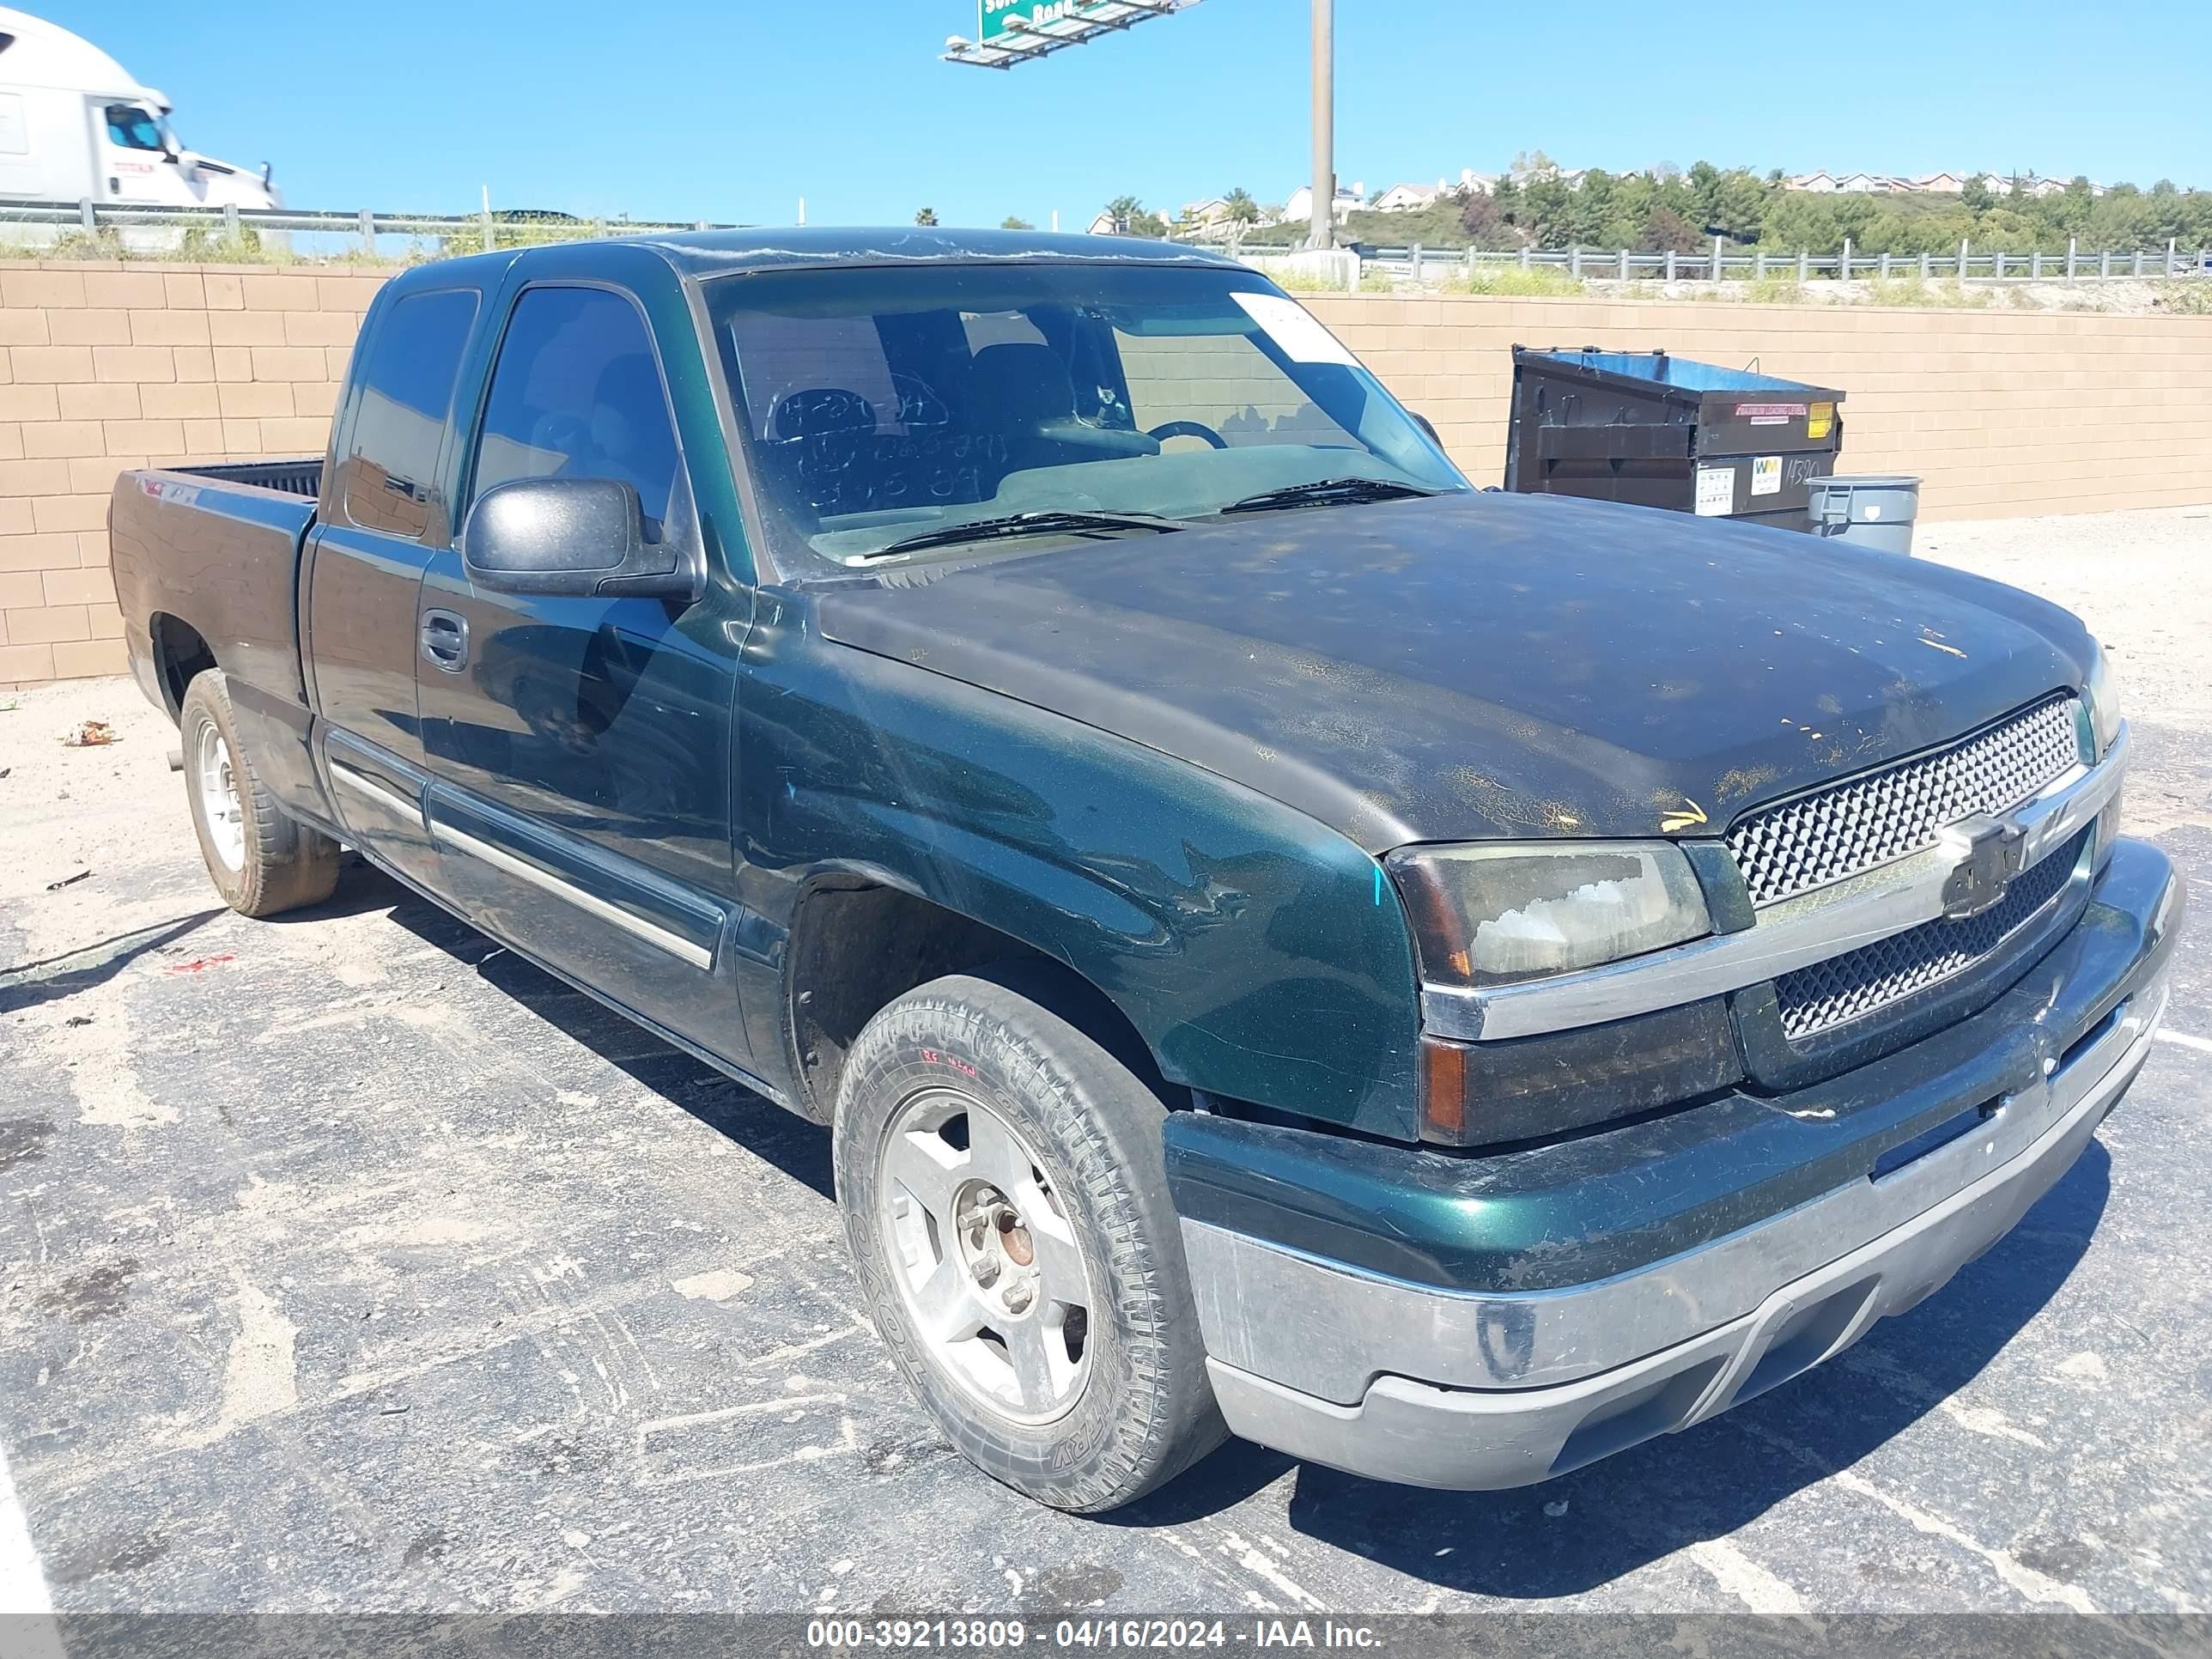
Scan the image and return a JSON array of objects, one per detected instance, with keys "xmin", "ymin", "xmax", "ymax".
[{"xmin": 0, "ymin": 507, "xmax": 2207, "ymax": 1618}]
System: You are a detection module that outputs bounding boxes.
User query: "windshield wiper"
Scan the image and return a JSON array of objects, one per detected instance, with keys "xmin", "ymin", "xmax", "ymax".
[
  {"xmin": 861, "ymin": 510, "xmax": 1181, "ymax": 560},
  {"xmin": 1218, "ymin": 477, "xmax": 1441, "ymax": 515}
]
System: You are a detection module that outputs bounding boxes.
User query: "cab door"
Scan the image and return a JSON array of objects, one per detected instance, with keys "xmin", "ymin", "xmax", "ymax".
[
  {"xmin": 414, "ymin": 258, "xmax": 750, "ymax": 1059},
  {"xmin": 88, "ymin": 100, "xmax": 178, "ymax": 204},
  {"xmin": 304, "ymin": 279, "xmax": 483, "ymax": 891}
]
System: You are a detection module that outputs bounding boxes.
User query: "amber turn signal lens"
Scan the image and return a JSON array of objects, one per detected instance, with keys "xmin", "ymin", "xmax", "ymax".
[{"xmin": 1418, "ymin": 1036, "xmax": 1468, "ymax": 1143}]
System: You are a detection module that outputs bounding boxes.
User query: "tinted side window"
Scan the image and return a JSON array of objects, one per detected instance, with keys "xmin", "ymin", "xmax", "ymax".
[
  {"xmin": 339, "ymin": 288, "xmax": 479, "ymax": 541},
  {"xmin": 104, "ymin": 104, "xmax": 163, "ymax": 150},
  {"xmin": 471, "ymin": 288, "xmax": 681, "ymax": 526}
]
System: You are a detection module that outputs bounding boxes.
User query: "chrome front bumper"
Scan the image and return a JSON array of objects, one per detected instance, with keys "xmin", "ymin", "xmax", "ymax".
[{"xmin": 1188, "ymin": 842, "xmax": 2179, "ymax": 1491}]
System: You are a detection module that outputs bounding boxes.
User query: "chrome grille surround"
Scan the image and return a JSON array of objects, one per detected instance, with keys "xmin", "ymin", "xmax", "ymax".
[
  {"xmin": 1774, "ymin": 827, "xmax": 2088, "ymax": 1042},
  {"xmin": 1728, "ymin": 696, "xmax": 2083, "ymax": 908},
  {"xmin": 1416, "ymin": 723, "xmax": 2128, "ymax": 1047}
]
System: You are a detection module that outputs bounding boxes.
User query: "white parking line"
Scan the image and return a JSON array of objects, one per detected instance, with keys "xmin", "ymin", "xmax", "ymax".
[
  {"xmin": 0, "ymin": 1441, "xmax": 55, "ymax": 1620},
  {"xmin": 1685, "ymin": 1538, "xmax": 1807, "ymax": 1614},
  {"xmin": 2154, "ymin": 1029, "xmax": 2212, "ymax": 1055}
]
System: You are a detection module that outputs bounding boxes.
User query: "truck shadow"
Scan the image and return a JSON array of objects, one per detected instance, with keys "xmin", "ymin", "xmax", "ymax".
[
  {"xmin": 324, "ymin": 855, "xmax": 2112, "ymax": 1586},
  {"xmin": 1246, "ymin": 1142, "xmax": 2112, "ymax": 1596},
  {"xmin": 346, "ymin": 860, "xmax": 838, "ymax": 1203}
]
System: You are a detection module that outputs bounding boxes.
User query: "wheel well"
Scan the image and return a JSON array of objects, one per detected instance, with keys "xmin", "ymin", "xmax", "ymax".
[
  {"xmin": 785, "ymin": 879, "xmax": 1174, "ymax": 1123},
  {"xmin": 149, "ymin": 613, "xmax": 216, "ymax": 720}
]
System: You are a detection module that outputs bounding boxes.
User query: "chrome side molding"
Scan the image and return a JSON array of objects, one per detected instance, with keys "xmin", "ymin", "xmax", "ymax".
[
  {"xmin": 1423, "ymin": 724, "xmax": 2130, "ymax": 1042},
  {"xmin": 330, "ymin": 762, "xmax": 426, "ymax": 830},
  {"xmin": 430, "ymin": 822, "xmax": 716, "ymax": 973}
]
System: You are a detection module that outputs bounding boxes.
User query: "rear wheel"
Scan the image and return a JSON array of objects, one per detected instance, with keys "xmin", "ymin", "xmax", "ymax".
[
  {"xmin": 834, "ymin": 969, "xmax": 1225, "ymax": 1511},
  {"xmin": 180, "ymin": 670, "xmax": 341, "ymax": 918}
]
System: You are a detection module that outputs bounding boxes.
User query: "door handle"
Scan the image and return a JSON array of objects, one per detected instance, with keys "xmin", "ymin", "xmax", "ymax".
[{"xmin": 419, "ymin": 609, "xmax": 469, "ymax": 672}]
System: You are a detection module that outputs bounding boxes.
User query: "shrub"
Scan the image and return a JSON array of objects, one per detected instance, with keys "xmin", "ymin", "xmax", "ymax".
[
  {"xmin": 1865, "ymin": 276, "xmax": 1990, "ymax": 309},
  {"xmin": 1443, "ymin": 264, "xmax": 1586, "ymax": 297},
  {"xmin": 1740, "ymin": 274, "xmax": 1808, "ymax": 303}
]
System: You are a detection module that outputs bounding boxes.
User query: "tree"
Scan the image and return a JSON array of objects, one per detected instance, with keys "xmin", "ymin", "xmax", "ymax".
[
  {"xmin": 1961, "ymin": 176, "xmax": 1994, "ymax": 212},
  {"xmin": 1641, "ymin": 204, "xmax": 1704, "ymax": 254},
  {"xmin": 1220, "ymin": 186, "xmax": 1261, "ymax": 250},
  {"xmin": 1100, "ymin": 195, "xmax": 1169, "ymax": 237},
  {"xmin": 1458, "ymin": 187, "xmax": 1519, "ymax": 251},
  {"xmin": 1515, "ymin": 168, "xmax": 1581, "ymax": 247},
  {"xmin": 1001, "ymin": 215, "xmax": 1034, "ymax": 230},
  {"xmin": 915, "ymin": 207, "xmax": 939, "ymax": 227}
]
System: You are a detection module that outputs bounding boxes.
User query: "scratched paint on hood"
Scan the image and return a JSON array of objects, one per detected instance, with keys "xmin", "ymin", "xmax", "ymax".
[{"xmin": 815, "ymin": 489, "xmax": 2093, "ymax": 853}]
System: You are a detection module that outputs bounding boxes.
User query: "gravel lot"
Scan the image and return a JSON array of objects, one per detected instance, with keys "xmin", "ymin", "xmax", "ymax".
[{"xmin": 1, "ymin": 507, "xmax": 2207, "ymax": 1618}]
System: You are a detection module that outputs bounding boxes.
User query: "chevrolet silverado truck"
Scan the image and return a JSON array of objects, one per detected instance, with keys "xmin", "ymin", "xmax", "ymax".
[{"xmin": 111, "ymin": 230, "xmax": 2179, "ymax": 1512}]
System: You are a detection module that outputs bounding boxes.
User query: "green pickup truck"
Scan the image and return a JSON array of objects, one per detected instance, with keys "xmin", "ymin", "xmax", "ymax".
[{"xmin": 110, "ymin": 229, "xmax": 2179, "ymax": 1512}]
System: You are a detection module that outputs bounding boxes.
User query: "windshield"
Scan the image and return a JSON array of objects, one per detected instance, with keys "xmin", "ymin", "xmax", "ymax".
[{"xmin": 703, "ymin": 262, "xmax": 1468, "ymax": 565}]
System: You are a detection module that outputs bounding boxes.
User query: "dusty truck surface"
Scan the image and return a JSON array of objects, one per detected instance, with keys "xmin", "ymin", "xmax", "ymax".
[{"xmin": 109, "ymin": 229, "xmax": 2179, "ymax": 1512}]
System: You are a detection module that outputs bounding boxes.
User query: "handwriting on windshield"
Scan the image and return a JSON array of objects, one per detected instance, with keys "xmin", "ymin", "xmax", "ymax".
[{"xmin": 781, "ymin": 429, "xmax": 1010, "ymax": 518}]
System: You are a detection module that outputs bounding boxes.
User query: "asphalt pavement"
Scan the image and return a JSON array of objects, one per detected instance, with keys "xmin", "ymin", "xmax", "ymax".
[{"xmin": 1, "ymin": 507, "xmax": 2208, "ymax": 1618}]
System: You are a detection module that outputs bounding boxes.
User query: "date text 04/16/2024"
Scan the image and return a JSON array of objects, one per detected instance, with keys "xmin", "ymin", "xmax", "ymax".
[{"xmin": 803, "ymin": 1619, "xmax": 1383, "ymax": 1650}]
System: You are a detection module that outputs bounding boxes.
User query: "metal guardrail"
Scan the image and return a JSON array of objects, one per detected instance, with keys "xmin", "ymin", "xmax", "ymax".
[
  {"xmin": 1239, "ymin": 239, "xmax": 2212, "ymax": 289},
  {"xmin": 0, "ymin": 197, "xmax": 741, "ymax": 255},
  {"xmin": 6, "ymin": 198, "xmax": 2203, "ymax": 286}
]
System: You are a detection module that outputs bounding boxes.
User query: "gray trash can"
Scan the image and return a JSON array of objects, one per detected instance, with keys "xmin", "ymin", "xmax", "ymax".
[{"xmin": 1808, "ymin": 475, "xmax": 1922, "ymax": 556}]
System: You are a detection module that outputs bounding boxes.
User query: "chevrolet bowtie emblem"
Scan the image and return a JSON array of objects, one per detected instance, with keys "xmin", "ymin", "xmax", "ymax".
[{"xmin": 1938, "ymin": 814, "xmax": 2027, "ymax": 920}]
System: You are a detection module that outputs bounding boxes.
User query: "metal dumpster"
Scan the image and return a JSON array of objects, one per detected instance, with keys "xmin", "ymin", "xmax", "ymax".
[{"xmin": 1504, "ymin": 348, "xmax": 1847, "ymax": 532}]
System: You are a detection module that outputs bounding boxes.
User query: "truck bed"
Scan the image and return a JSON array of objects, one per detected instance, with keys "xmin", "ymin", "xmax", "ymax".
[
  {"xmin": 110, "ymin": 464, "xmax": 324, "ymax": 824},
  {"xmin": 169, "ymin": 458, "xmax": 325, "ymax": 499}
]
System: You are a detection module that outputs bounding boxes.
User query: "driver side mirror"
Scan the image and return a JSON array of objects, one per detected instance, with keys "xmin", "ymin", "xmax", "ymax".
[
  {"xmin": 1409, "ymin": 411, "xmax": 1441, "ymax": 444},
  {"xmin": 459, "ymin": 477, "xmax": 703, "ymax": 602}
]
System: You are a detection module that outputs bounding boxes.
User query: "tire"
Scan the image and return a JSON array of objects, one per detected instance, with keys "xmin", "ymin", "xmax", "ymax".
[
  {"xmin": 179, "ymin": 670, "xmax": 341, "ymax": 919},
  {"xmin": 834, "ymin": 969, "xmax": 1227, "ymax": 1512}
]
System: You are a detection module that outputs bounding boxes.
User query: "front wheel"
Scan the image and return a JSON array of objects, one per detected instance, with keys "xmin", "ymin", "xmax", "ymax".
[
  {"xmin": 834, "ymin": 969, "xmax": 1225, "ymax": 1511},
  {"xmin": 180, "ymin": 670, "xmax": 341, "ymax": 918}
]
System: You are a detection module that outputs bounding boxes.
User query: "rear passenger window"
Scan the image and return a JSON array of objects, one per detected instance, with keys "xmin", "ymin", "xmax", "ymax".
[
  {"xmin": 470, "ymin": 288, "xmax": 682, "ymax": 528},
  {"xmin": 338, "ymin": 288, "xmax": 478, "ymax": 541}
]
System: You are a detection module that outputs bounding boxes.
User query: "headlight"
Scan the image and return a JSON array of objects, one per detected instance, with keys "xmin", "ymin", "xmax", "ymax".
[
  {"xmin": 1385, "ymin": 841, "xmax": 1712, "ymax": 988},
  {"xmin": 2083, "ymin": 641, "xmax": 2122, "ymax": 760}
]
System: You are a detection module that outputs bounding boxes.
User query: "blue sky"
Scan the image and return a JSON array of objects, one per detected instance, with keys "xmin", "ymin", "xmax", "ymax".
[{"xmin": 46, "ymin": 0, "xmax": 2212, "ymax": 224}]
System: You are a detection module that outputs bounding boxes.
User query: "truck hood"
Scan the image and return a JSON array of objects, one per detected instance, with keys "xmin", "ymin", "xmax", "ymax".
[
  {"xmin": 184, "ymin": 152, "xmax": 279, "ymax": 208},
  {"xmin": 813, "ymin": 490, "xmax": 2093, "ymax": 853}
]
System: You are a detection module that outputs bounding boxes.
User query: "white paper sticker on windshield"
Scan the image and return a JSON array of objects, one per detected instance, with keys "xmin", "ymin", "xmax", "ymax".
[{"xmin": 1231, "ymin": 291, "xmax": 1361, "ymax": 367}]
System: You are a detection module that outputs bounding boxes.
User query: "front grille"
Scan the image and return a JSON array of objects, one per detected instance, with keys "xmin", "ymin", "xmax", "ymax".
[
  {"xmin": 1728, "ymin": 696, "xmax": 2082, "ymax": 908},
  {"xmin": 1772, "ymin": 827, "xmax": 2087, "ymax": 1041}
]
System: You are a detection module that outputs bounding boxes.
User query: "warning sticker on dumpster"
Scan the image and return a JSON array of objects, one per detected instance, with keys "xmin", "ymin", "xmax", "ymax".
[
  {"xmin": 1735, "ymin": 402, "xmax": 1807, "ymax": 425},
  {"xmin": 1808, "ymin": 401, "xmax": 1835, "ymax": 440},
  {"xmin": 1695, "ymin": 466, "xmax": 1736, "ymax": 515},
  {"xmin": 1751, "ymin": 456, "xmax": 1782, "ymax": 496}
]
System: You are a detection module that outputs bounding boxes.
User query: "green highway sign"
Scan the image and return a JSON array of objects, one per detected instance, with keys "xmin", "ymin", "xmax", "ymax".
[
  {"xmin": 980, "ymin": 0, "xmax": 1114, "ymax": 45},
  {"xmin": 950, "ymin": 0, "xmax": 1194, "ymax": 70}
]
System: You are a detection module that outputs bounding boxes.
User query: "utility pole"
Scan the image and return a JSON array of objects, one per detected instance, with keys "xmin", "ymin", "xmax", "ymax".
[{"xmin": 1308, "ymin": 0, "xmax": 1334, "ymax": 251}]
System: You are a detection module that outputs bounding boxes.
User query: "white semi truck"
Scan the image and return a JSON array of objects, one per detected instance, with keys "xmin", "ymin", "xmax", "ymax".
[{"xmin": 0, "ymin": 6, "xmax": 278, "ymax": 212}]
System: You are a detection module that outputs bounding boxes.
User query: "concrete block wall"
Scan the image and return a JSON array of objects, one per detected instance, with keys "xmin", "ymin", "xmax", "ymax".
[
  {"xmin": 0, "ymin": 260, "xmax": 390, "ymax": 685},
  {"xmin": 1307, "ymin": 294, "xmax": 2212, "ymax": 520},
  {"xmin": 3, "ymin": 258, "xmax": 2209, "ymax": 685}
]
